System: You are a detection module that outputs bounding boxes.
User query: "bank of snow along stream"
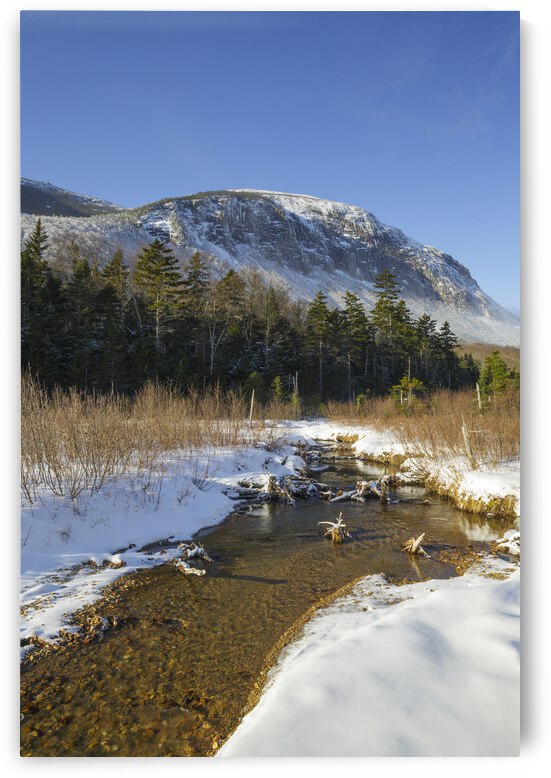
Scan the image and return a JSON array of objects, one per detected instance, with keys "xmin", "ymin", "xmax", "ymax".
[
  {"xmin": 218, "ymin": 556, "xmax": 519, "ymax": 757},
  {"xmin": 20, "ymin": 419, "xmax": 520, "ymax": 757}
]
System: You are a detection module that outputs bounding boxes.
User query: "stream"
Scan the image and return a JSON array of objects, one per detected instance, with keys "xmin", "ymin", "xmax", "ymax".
[{"xmin": 20, "ymin": 459, "xmax": 506, "ymax": 757}]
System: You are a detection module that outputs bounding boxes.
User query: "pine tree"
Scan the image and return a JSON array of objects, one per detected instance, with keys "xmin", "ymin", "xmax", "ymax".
[
  {"xmin": 479, "ymin": 350, "xmax": 510, "ymax": 398},
  {"xmin": 289, "ymin": 388, "xmax": 301, "ymax": 419},
  {"xmin": 369, "ymin": 270, "xmax": 401, "ymax": 390},
  {"xmin": 66, "ymin": 253, "xmax": 97, "ymax": 388},
  {"xmin": 271, "ymin": 375, "xmax": 285, "ymax": 401},
  {"xmin": 392, "ymin": 300, "xmax": 415, "ymax": 367},
  {"xmin": 391, "ymin": 375, "xmax": 425, "ymax": 409},
  {"xmin": 457, "ymin": 352, "xmax": 480, "ymax": 388},
  {"xmin": 21, "ymin": 218, "xmax": 49, "ymax": 282},
  {"xmin": 341, "ymin": 291, "xmax": 368, "ymax": 400},
  {"xmin": 182, "ymin": 251, "xmax": 210, "ymax": 317},
  {"xmin": 21, "ymin": 218, "xmax": 50, "ymax": 349},
  {"xmin": 101, "ymin": 248, "xmax": 129, "ymax": 325},
  {"xmin": 414, "ymin": 313, "xmax": 438, "ymax": 381},
  {"xmin": 133, "ymin": 240, "xmax": 184, "ymax": 354},
  {"xmin": 305, "ymin": 291, "xmax": 331, "ymax": 398},
  {"xmin": 435, "ymin": 320, "xmax": 459, "ymax": 388},
  {"xmin": 370, "ymin": 270, "xmax": 400, "ymax": 338}
]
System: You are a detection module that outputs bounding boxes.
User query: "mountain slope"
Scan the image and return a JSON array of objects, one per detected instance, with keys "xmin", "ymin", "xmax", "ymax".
[
  {"xmin": 20, "ymin": 182, "xmax": 519, "ymax": 346},
  {"xmin": 21, "ymin": 178, "xmax": 123, "ymax": 217}
]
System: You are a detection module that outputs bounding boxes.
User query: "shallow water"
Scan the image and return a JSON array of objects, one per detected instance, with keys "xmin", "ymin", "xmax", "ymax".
[{"xmin": 20, "ymin": 459, "xmax": 507, "ymax": 757}]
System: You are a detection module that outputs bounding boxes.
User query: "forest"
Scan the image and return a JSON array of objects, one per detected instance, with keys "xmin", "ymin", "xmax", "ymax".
[{"xmin": 21, "ymin": 218, "xmax": 518, "ymax": 406}]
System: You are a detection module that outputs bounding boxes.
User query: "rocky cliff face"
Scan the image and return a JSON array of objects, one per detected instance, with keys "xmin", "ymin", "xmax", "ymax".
[{"xmin": 20, "ymin": 183, "xmax": 520, "ymax": 345}]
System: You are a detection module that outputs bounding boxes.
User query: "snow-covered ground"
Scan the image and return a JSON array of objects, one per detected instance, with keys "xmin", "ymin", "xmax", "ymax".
[
  {"xmin": 218, "ymin": 557, "xmax": 520, "ymax": 757},
  {"xmin": 20, "ymin": 441, "xmax": 305, "ymax": 652},
  {"xmin": 20, "ymin": 419, "xmax": 520, "ymax": 757}
]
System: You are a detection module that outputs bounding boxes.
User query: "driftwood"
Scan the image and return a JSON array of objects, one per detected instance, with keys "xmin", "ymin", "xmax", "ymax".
[
  {"xmin": 174, "ymin": 560, "xmax": 206, "ymax": 576},
  {"xmin": 174, "ymin": 541, "xmax": 213, "ymax": 576},
  {"xmin": 318, "ymin": 512, "xmax": 350, "ymax": 543},
  {"xmin": 226, "ymin": 469, "xmax": 331, "ymax": 506},
  {"xmin": 359, "ymin": 479, "xmax": 390, "ymax": 503},
  {"xmin": 264, "ymin": 472, "xmax": 296, "ymax": 505},
  {"xmin": 330, "ymin": 489, "xmax": 357, "ymax": 504},
  {"xmin": 402, "ymin": 533, "xmax": 430, "ymax": 557},
  {"xmin": 177, "ymin": 541, "xmax": 213, "ymax": 563},
  {"xmin": 331, "ymin": 478, "xmax": 390, "ymax": 504}
]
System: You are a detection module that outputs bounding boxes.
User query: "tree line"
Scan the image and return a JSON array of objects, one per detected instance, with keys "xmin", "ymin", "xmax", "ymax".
[{"xmin": 21, "ymin": 218, "xmax": 518, "ymax": 404}]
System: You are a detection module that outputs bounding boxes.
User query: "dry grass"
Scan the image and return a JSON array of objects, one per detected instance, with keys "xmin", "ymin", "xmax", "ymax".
[
  {"xmin": 458, "ymin": 342, "xmax": 520, "ymax": 373},
  {"xmin": 324, "ymin": 387, "xmax": 520, "ymax": 468},
  {"xmin": 21, "ymin": 373, "xmax": 520, "ymax": 507},
  {"xmin": 20, "ymin": 375, "xmax": 294, "ymax": 504}
]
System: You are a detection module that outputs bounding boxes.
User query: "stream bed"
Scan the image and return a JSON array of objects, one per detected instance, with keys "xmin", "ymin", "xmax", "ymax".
[{"xmin": 20, "ymin": 459, "xmax": 507, "ymax": 757}]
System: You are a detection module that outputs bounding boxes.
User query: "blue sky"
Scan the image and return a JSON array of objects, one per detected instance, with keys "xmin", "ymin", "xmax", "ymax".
[{"xmin": 20, "ymin": 11, "xmax": 519, "ymax": 313}]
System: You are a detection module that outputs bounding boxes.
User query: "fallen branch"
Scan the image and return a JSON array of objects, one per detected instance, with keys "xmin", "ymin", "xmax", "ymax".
[
  {"xmin": 402, "ymin": 532, "xmax": 431, "ymax": 558},
  {"xmin": 330, "ymin": 489, "xmax": 358, "ymax": 503},
  {"xmin": 174, "ymin": 560, "xmax": 206, "ymax": 576},
  {"xmin": 174, "ymin": 541, "xmax": 213, "ymax": 576},
  {"xmin": 318, "ymin": 512, "xmax": 350, "ymax": 543},
  {"xmin": 177, "ymin": 541, "xmax": 213, "ymax": 563}
]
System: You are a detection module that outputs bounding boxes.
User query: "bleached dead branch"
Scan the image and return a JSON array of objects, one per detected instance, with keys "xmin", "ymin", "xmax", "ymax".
[
  {"xmin": 318, "ymin": 512, "xmax": 350, "ymax": 543},
  {"xmin": 174, "ymin": 541, "xmax": 213, "ymax": 576},
  {"xmin": 402, "ymin": 532, "xmax": 430, "ymax": 557}
]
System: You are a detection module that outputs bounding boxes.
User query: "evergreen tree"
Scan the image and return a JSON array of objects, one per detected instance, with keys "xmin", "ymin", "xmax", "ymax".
[
  {"xmin": 179, "ymin": 251, "xmax": 211, "ymax": 380},
  {"xmin": 435, "ymin": 320, "xmax": 460, "ymax": 388},
  {"xmin": 271, "ymin": 375, "xmax": 285, "ymax": 401},
  {"xmin": 370, "ymin": 270, "xmax": 400, "ymax": 338},
  {"xmin": 182, "ymin": 251, "xmax": 210, "ymax": 316},
  {"xmin": 37, "ymin": 273, "xmax": 70, "ymax": 387},
  {"xmin": 479, "ymin": 350, "xmax": 511, "ymax": 397},
  {"xmin": 133, "ymin": 240, "xmax": 184, "ymax": 354},
  {"xmin": 457, "ymin": 352, "xmax": 480, "ymax": 388},
  {"xmin": 305, "ymin": 291, "xmax": 331, "ymax": 398},
  {"xmin": 21, "ymin": 218, "xmax": 49, "ymax": 283},
  {"xmin": 21, "ymin": 218, "xmax": 50, "ymax": 354},
  {"xmin": 389, "ymin": 299, "xmax": 415, "ymax": 384},
  {"xmin": 369, "ymin": 270, "xmax": 401, "ymax": 390},
  {"xmin": 391, "ymin": 375, "xmax": 425, "ymax": 409},
  {"xmin": 66, "ymin": 253, "xmax": 97, "ymax": 388},
  {"xmin": 414, "ymin": 313, "xmax": 438, "ymax": 381},
  {"xmin": 341, "ymin": 291, "xmax": 368, "ymax": 400},
  {"xmin": 101, "ymin": 248, "xmax": 129, "ymax": 325}
]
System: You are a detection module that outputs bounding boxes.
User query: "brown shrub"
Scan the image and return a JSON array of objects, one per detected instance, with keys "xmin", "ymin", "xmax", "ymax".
[
  {"xmin": 324, "ymin": 387, "xmax": 520, "ymax": 467},
  {"xmin": 20, "ymin": 375, "xmax": 296, "ymax": 504}
]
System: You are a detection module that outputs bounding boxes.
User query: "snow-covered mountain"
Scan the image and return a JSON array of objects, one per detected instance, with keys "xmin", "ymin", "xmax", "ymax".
[
  {"xmin": 20, "ymin": 181, "xmax": 519, "ymax": 345},
  {"xmin": 21, "ymin": 178, "xmax": 124, "ymax": 217}
]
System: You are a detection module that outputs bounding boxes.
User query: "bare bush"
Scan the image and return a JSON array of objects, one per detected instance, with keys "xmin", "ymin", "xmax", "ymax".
[
  {"xmin": 324, "ymin": 387, "xmax": 520, "ymax": 467},
  {"xmin": 20, "ymin": 375, "xmax": 290, "ymax": 504}
]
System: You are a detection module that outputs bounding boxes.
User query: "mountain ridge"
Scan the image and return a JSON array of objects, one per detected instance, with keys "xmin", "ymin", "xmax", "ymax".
[
  {"xmin": 21, "ymin": 177, "xmax": 124, "ymax": 217},
  {"xmin": 20, "ymin": 178, "xmax": 519, "ymax": 346}
]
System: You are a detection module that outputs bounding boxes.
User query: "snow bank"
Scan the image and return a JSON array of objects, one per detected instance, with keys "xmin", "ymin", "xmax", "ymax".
[
  {"xmin": 20, "ymin": 442, "xmax": 304, "ymax": 650},
  {"xmin": 219, "ymin": 558, "xmax": 520, "ymax": 757},
  {"xmin": 276, "ymin": 419, "xmax": 407, "ymax": 461},
  {"xmin": 279, "ymin": 420, "xmax": 520, "ymax": 518},
  {"xmin": 20, "ymin": 418, "xmax": 520, "ymax": 657}
]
